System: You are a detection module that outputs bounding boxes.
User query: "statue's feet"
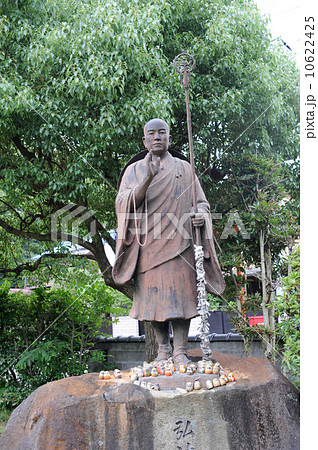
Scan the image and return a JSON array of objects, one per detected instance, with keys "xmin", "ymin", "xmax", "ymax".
[
  {"xmin": 173, "ymin": 353, "xmax": 192, "ymax": 367},
  {"xmin": 155, "ymin": 345, "xmax": 172, "ymax": 363}
]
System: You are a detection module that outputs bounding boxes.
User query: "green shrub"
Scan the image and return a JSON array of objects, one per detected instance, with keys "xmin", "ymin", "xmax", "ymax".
[
  {"xmin": 222, "ymin": 293, "xmax": 263, "ymax": 356},
  {"xmin": 0, "ymin": 273, "xmax": 124, "ymax": 408},
  {"xmin": 0, "ymin": 406, "xmax": 12, "ymax": 436},
  {"xmin": 272, "ymin": 247, "xmax": 300, "ymax": 388}
]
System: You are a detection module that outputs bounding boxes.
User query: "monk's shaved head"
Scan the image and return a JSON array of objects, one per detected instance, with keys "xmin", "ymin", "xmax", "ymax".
[{"xmin": 143, "ymin": 118, "xmax": 170, "ymax": 136}]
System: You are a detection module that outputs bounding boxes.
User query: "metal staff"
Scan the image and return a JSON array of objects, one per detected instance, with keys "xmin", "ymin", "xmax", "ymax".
[{"xmin": 173, "ymin": 51, "xmax": 212, "ymax": 361}]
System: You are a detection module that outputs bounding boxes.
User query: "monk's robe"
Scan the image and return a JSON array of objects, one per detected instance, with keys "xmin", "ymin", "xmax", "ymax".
[{"xmin": 112, "ymin": 152, "xmax": 225, "ymax": 322}]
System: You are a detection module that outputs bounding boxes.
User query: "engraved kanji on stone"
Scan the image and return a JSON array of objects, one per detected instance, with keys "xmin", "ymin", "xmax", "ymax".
[
  {"xmin": 173, "ymin": 419, "xmax": 195, "ymax": 441},
  {"xmin": 176, "ymin": 444, "xmax": 195, "ymax": 450}
]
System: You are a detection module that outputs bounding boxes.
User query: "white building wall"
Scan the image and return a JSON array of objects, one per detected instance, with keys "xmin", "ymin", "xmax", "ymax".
[
  {"xmin": 112, "ymin": 316, "xmax": 139, "ymax": 337},
  {"xmin": 112, "ymin": 316, "xmax": 202, "ymax": 337},
  {"xmin": 189, "ymin": 317, "xmax": 201, "ymax": 336}
]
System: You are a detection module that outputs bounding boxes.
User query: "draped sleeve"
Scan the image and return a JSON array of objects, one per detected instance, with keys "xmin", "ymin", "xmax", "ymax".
[{"xmin": 112, "ymin": 163, "xmax": 142, "ymax": 285}]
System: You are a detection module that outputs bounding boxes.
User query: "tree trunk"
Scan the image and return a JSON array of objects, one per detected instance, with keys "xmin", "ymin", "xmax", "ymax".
[
  {"xmin": 230, "ymin": 268, "xmax": 242, "ymax": 314},
  {"xmin": 259, "ymin": 230, "xmax": 275, "ymax": 361},
  {"xmin": 231, "ymin": 267, "xmax": 251, "ymax": 356},
  {"xmin": 287, "ymin": 235, "xmax": 294, "ymax": 275},
  {"xmin": 144, "ymin": 322, "xmax": 158, "ymax": 362}
]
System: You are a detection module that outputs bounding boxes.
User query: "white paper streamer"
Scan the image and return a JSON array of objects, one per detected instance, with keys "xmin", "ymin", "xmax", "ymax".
[{"xmin": 194, "ymin": 244, "xmax": 212, "ymax": 361}]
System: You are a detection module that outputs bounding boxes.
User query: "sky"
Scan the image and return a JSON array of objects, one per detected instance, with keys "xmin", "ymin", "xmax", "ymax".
[{"xmin": 255, "ymin": 0, "xmax": 302, "ymax": 66}]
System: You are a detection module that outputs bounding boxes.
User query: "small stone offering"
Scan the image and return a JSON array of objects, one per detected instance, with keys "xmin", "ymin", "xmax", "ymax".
[
  {"xmin": 165, "ymin": 366, "xmax": 172, "ymax": 376},
  {"xmin": 186, "ymin": 366, "xmax": 194, "ymax": 375},
  {"xmin": 136, "ymin": 367, "xmax": 144, "ymax": 378},
  {"xmin": 213, "ymin": 363, "xmax": 220, "ymax": 374},
  {"xmin": 186, "ymin": 381, "xmax": 194, "ymax": 392},
  {"xmin": 206, "ymin": 379, "xmax": 213, "ymax": 390},
  {"xmin": 130, "ymin": 373, "xmax": 138, "ymax": 383},
  {"xmin": 114, "ymin": 369, "xmax": 121, "ymax": 379},
  {"xmin": 212, "ymin": 378, "xmax": 221, "ymax": 387},
  {"xmin": 144, "ymin": 368, "xmax": 151, "ymax": 377},
  {"xmin": 151, "ymin": 368, "xmax": 158, "ymax": 377},
  {"xmin": 220, "ymin": 374, "xmax": 228, "ymax": 383}
]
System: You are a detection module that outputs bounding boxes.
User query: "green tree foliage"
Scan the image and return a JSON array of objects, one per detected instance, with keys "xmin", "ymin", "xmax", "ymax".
[
  {"xmin": 211, "ymin": 152, "xmax": 299, "ymax": 358},
  {"xmin": 222, "ymin": 293, "xmax": 263, "ymax": 357},
  {"xmin": 0, "ymin": 0, "xmax": 299, "ymax": 285},
  {"xmin": 272, "ymin": 247, "xmax": 300, "ymax": 388},
  {"xmin": 0, "ymin": 273, "xmax": 125, "ymax": 408}
]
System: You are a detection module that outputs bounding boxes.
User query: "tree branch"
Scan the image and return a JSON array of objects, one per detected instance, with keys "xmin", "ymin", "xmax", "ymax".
[
  {"xmin": 11, "ymin": 136, "xmax": 36, "ymax": 160},
  {"xmin": 0, "ymin": 217, "xmax": 96, "ymax": 254},
  {"xmin": 0, "ymin": 252, "xmax": 96, "ymax": 277},
  {"xmin": 0, "ymin": 200, "xmax": 24, "ymax": 222},
  {"xmin": 88, "ymin": 215, "xmax": 116, "ymax": 252}
]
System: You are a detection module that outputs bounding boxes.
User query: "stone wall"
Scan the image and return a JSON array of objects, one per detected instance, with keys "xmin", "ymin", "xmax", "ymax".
[{"xmin": 93, "ymin": 334, "xmax": 263, "ymax": 370}]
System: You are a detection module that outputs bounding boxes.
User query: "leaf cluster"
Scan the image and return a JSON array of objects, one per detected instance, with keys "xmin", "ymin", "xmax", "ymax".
[
  {"xmin": 271, "ymin": 247, "xmax": 300, "ymax": 388},
  {"xmin": 0, "ymin": 0, "xmax": 299, "ymax": 282},
  {"xmin": 0, "ymin": 274, "xmax": 125, "ymax": 408}
]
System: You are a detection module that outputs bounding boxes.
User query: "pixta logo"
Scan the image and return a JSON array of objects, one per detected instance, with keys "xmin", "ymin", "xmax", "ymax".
[
  {"xmin": 51, "ymin": 204, "xmax": 97, "ymax": 244},
  {"xmin": 51, "ymin": 206, "xmax": 250, "ymax": 244}
]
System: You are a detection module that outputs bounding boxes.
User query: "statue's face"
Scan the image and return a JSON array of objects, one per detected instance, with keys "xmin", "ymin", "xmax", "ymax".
[{"xmin": 143, "ymin": 119, "xmax": 171, "ymax": 156}]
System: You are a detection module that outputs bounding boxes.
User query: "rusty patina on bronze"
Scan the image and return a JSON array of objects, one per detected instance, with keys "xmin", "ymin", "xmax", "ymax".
[{"xmin": 112, "ymin": 118, "xmax": 224, "ymax": 365}]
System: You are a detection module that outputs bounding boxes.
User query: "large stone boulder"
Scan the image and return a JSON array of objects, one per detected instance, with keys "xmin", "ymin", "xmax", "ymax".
[{"xmin": 0, "ymin": 351, "xmax": 299, "ymax": 449}]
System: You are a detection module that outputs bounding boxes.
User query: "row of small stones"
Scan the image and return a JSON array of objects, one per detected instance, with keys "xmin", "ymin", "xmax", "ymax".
[
  {"xmin": 99, "ymin": 360, "xmax": 235, "ymax": 392},
  {"xmin": 131, "ymin": 375, "xmax": 233, "ymax": 392}
]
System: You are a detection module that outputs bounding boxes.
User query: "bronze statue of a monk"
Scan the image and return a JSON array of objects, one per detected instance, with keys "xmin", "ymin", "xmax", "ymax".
[{"xmin": 112, "ymin": 118, "xmax": 225, "ymax": 365}]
